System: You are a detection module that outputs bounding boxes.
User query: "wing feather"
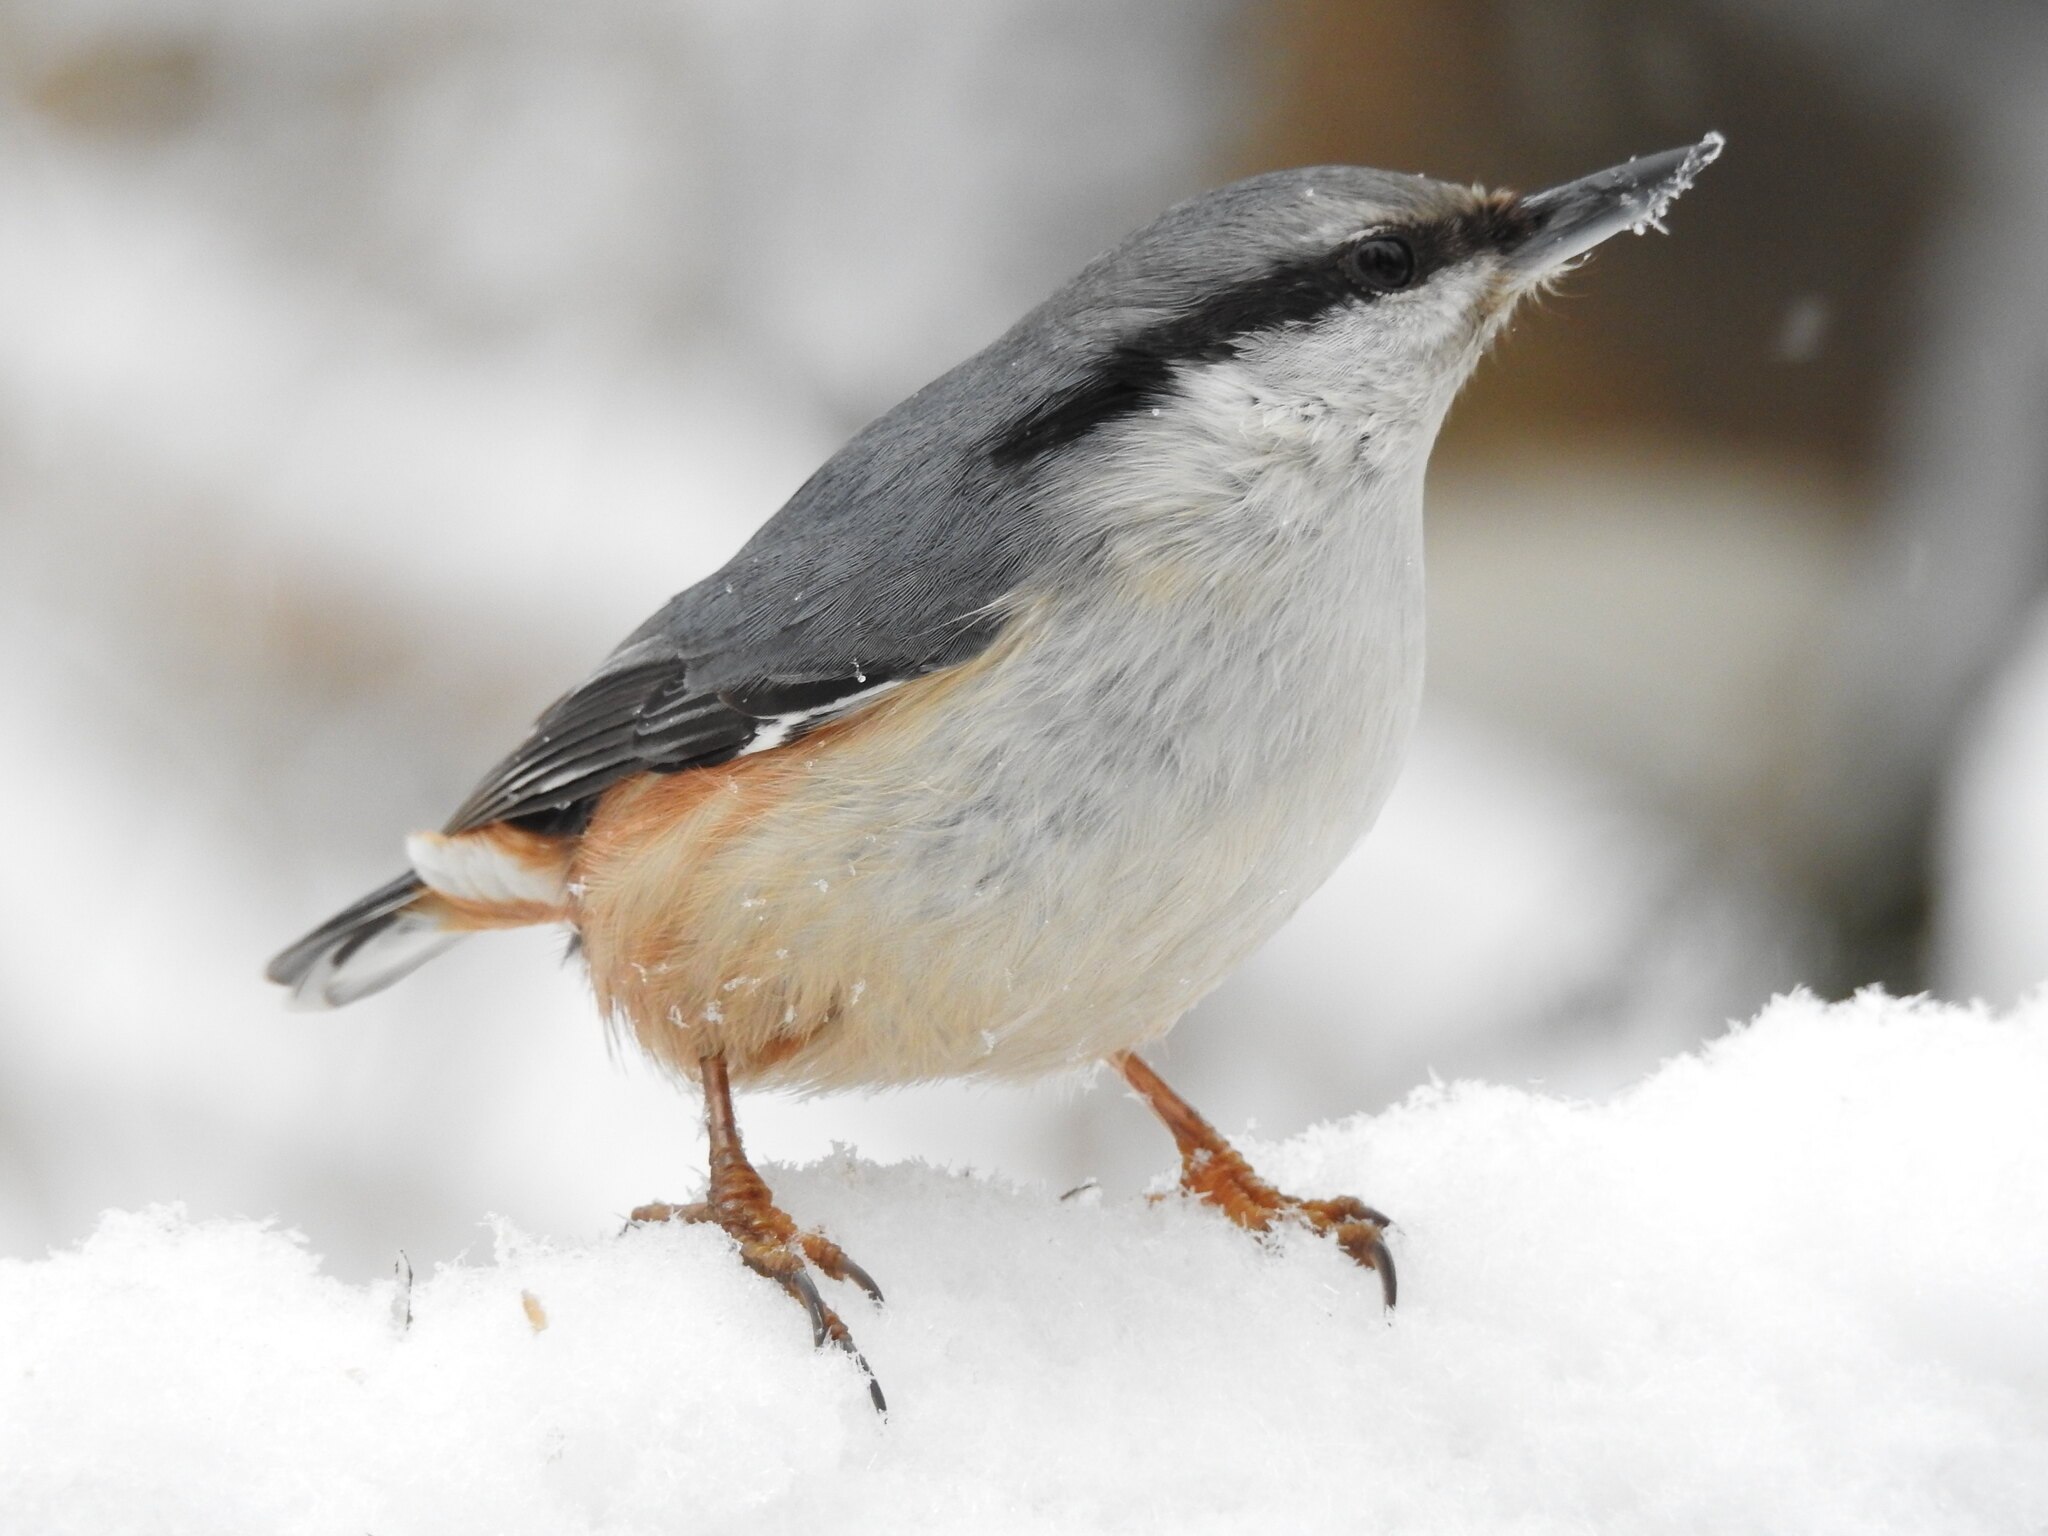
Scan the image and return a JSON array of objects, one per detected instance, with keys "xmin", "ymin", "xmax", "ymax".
[
  {"xmin": 441, "ymin": 654, "xmax": 938, "ymax": 836},
  {"xmin": 436, "ymin": 362, "xmax": 1035, "ymax": 838}
]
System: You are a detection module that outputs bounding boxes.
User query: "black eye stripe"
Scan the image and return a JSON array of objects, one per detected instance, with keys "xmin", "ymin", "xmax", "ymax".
[
  {"xmin": 988, "ymin": 256, "xmax": 1355, "ymax": 464},
  {"xmin": 987, "ymin": 195, "xmax": 1538, "ymax": 466},
  {"xmin": 1421, "ymin": 197, "xmax": 1540, "ymax": 267}
]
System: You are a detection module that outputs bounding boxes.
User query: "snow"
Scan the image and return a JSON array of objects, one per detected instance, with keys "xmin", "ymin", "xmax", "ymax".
[
  {"xmin": 1626, "ymin": 130, "xmax": 1725, "ymax": 236},
  {"xmin": 5, "ymin": 990, "xmax": 2044, "ymax": 1535},
  {"xmin": 0, "ymin": 19, "xmax": 2035, "ymax": 1526}
]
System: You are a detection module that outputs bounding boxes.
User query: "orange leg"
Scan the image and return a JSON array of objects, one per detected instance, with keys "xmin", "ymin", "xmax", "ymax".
[
  {"xmin": 629, "ymin": 1052, "xmax": 886, "ymax": 1412},
  {"xmin": 1115, "ymin": 1051, "xmax": 1396, "ymax": 1307}
]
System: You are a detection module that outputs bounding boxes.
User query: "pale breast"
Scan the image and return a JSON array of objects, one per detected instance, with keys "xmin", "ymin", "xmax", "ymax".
[{"xmin": 575, "ymin": 414, "xmax": 1429, "ymax": 1091}]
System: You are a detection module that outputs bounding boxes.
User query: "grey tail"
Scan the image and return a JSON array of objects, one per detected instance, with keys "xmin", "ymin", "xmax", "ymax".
[{"xmin": 266, "ymin": 873, "xmax": 463, "ymax": 1009}]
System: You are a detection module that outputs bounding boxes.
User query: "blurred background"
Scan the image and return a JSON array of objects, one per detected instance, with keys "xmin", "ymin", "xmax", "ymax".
[{"xmin": 3, "ymin": 0, "xmax": 2045, "ymax": 1279}]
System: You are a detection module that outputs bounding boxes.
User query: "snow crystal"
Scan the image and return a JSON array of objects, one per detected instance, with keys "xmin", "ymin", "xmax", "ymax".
[
  {"xmin": 1628, "ymin": 130, "xmax": 1725, "ymax": 236},
  {"xmin": 2, "ymin": 990, "xmax": 2043, "ymax": 1534}
]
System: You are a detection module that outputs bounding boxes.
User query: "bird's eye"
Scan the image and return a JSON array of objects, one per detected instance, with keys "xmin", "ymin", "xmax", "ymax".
[{"xmin": 1343, "ymin": 234, "xmax": 1417, "ymax": 293}]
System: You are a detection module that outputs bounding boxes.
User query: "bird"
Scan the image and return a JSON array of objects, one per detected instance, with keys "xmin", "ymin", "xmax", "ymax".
[{"xmin": 269, "ymin": 136, "xmax": 1722, "ymax": 1411}]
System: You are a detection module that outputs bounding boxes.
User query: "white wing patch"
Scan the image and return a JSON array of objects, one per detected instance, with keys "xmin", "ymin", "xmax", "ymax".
[{"xmin": 734, "ymin": 677, "xmax": 906, "ymax": 760}]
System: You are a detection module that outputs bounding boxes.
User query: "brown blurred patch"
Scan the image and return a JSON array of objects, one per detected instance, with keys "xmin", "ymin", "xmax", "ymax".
[
  {"xmin": 1238, "ymin": 0, "xmax": 1954, "ymax": 505},
  {"xmin": 20, "ymin": 34, "xmax": 211, "ymax": 137}
]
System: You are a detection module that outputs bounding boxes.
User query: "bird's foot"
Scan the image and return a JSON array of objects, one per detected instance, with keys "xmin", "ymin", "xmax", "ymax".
[
  {"xmin": 629, "ymin": 1168, "xmax": 886, "ymax": 1412},
  {"xmin": 1174, "ymin": 1140, "xmax": 1396, "ymax": 1306},
  {"xmin": 1116, "ymin": 1051, "xmax": 1396, "ymax": 1306}
]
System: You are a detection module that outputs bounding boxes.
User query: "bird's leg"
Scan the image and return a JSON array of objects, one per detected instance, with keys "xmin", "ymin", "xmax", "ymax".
[
  {"xmin": 1113, "ymin": 1051, "xmax": 1396, "ymax": 1307},
  {"xmin": 628, "ymin": 1051, "xmax": 886, "ymax": 1411}
]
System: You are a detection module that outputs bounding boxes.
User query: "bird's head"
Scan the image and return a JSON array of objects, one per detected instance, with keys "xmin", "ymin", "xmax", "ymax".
[{"xmin": 990, "ymin": 136, "xmax": 1723, "ymax": 481}]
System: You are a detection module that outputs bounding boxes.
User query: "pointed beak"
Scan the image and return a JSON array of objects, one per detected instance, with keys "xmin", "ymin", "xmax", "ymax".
[{"xmin": 1505, "ymin": 133, "xmax": 1724, "ymax": 280}]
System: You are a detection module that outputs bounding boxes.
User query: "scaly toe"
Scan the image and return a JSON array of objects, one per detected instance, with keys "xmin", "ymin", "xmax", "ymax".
[
  {"xmin": 1295, "ymin": 1200, "xmax": 1397, "ymax": 1308},
  {"xmin": 1304, "ymin": 1194, "xmax": 1393, "ymax": 1230},
  {"xmin": 1185, "ymin": 1168, "xmax": 1399, "ymax": 1308},
  {"xmin": 773, "ymin": 1264, "xmax": 887, "ymax": 1413},
  {"xmin": 798, "ymin": 1230, "xmax": 886, "ymax": 1305},
  {"xmin": 627, "ymin": 1196, "xmax": 888, "ymax": 1412},
  {"xmin": 624, "ymin": 1199, "xmax": 712, "ymax": 1232}
]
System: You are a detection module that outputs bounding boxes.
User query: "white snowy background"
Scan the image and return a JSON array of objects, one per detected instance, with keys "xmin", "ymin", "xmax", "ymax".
[
  {"xmin": 5, "ymin": 992, "xmax": 2045, "ymax": 1533},
  {"xmin": 1, "ymin": 0, "xmax": 2046, "ymax": 1529}
]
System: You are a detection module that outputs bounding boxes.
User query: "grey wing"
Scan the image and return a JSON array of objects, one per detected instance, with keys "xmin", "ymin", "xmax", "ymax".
[
  {"xmin": 441, "ymin": 334, "xmax": 1058, "ymax": 836},
  {"xmin": 440, "ymin": 657, "xmax": 749, "ymax": 833},
  {"xmin": 439, "ymin": 600, "xmax": 1012, "ymax": 837}
]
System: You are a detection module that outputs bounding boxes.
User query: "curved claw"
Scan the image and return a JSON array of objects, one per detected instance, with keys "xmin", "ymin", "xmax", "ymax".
[
  {"xmin": 1365, "ymin": 1233, "xmax": 1397, "ymax": 1309},
  {"xmin": 1326, "ymin": 1217, "xmax": 1398, "ymax": 1308},
  {"xmin": 782, "ymin": 1267, "xmax": 831, "ymax": 1349},
  {"xmin": 837, "ymin": 1255, "xmax": 886, "ymax": 1307},
  {"xmin": 795, "ymin": 1231, "xmax": 886, "ymax": 1306},
  {"xmin": 780, "ymin": 1262, "xmax": 888, "ymax": 1413},
  {"xmin": 634, "ymin": 1198, "xmax": 886, "ymax": 1410},
  {"xmin": 854, "ymin": 1353, "xmax": 888, "ymax": 1416}
]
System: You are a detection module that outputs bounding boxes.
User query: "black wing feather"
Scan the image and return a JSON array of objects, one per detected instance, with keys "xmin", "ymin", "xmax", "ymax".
[
  {"xmin": 439, "ymin": 653, "xmax": 947, "ymax": 836},
  {"xmin": 435, "ymin": 326, "xmax": 1038, "ymax": 839},
  {"xmin": 443, "ymin": 661, "xmax": 757, "ymax": 833}
]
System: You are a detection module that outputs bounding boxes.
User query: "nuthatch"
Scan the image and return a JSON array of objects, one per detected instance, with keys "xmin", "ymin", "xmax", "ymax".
[{"xmin": 271, "ymin": 136, "xmax": 1722, "ymax": 1409}]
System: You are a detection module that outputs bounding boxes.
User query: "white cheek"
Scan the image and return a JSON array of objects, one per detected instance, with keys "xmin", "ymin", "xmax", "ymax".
[
  {"xmin": 1036, "ymin": 265, "xmax": 1505, "ymax": 554},
  {"xmin": 1228, "ymin": 268, "xmax": 1499, "ymax": 434}
]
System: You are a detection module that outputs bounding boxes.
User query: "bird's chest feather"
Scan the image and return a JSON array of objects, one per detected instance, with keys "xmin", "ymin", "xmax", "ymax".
[
  {"xmin": 581, "ymin": 398, "xmax": 1429, "ymax": 1087},
  {"xmin": 953, "ymin": 417, "xmax": 1428, "ymax": 896}
]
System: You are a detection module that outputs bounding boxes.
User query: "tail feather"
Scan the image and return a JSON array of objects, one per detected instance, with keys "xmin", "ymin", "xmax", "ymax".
[{"xmin": 267, "ymin": 873, "xmax": 464, "ymax": 1009}]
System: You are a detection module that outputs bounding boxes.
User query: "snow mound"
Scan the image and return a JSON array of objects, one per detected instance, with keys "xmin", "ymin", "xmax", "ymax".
[{"xmin": 3, "ymin": 991, "xmax": 2045, "ymax": 1535}]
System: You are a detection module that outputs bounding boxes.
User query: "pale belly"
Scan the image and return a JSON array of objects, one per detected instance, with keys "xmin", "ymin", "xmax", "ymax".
[{"xmin": 572, "ymin": 551, "xmax": 1424, "ymax": 1091}]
